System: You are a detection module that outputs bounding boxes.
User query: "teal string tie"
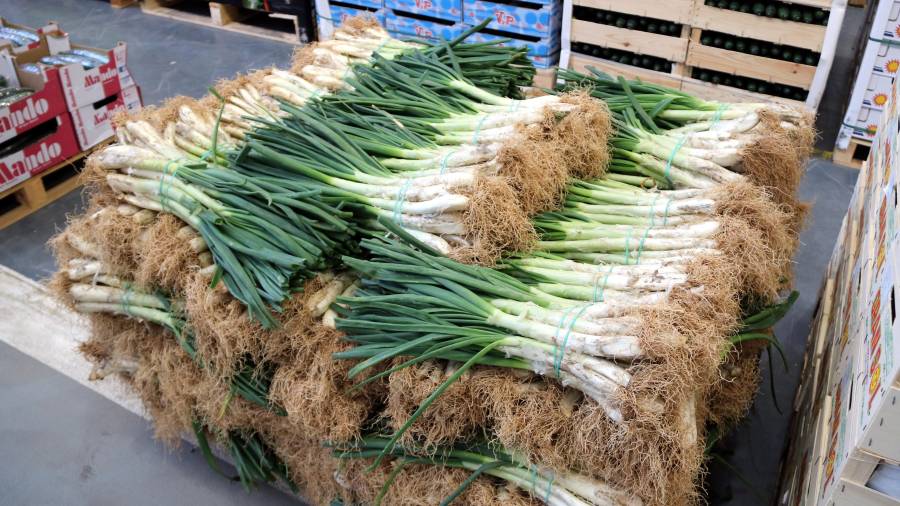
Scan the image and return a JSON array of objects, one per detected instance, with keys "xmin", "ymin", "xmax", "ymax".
[
  {"xmin": 438, "ymin": 149, "xmax": 458, "ymax": 175},
  {"xmin": 199, "ymin": 150, "xmax": 213, "ymax": 161},
  {"xmin": 662, "ymin": 196, "xmax": 673, "ymax": 226},
  {"xmin": 635, "ymin": 193, "xmax": 660, "ymax": 265},
  {"xmin": 120, "ymin": 282, "xmax": 133, "ymax": 317},
  {"xmin": 158, "ymin": 160, "xmax": 180, "ymax": 212},
  {"xmin": 471, "ymin": 113, "xmax": 491, "ymax": 144},
  {"xmin": 663, "ymin": 136, "xmax": 688, "ymax": 188},
  {"xmin": 553, "ymin": 304, "xmax": 590, "ymax": 378},
  {"xmin": 373, "ymin": 37, "xmax": 392, "ymax": 55},
  {"xmin": 710, "ymin": 103, "xmax": 729, "ymax": 128},
  {"xmin": 392, "ymin": 179, "xmax": 414, "ymax": 225},
  {"xmin": 622, "ymin": 227, "xmax": 634, "ymax": 265},
  {"xmin": 543, "ymin": 470, "xmax": 555, "ymax": 504},
  {"xmin": 591, "ymin": 264, "xmax": 615, "ymax": 303}
]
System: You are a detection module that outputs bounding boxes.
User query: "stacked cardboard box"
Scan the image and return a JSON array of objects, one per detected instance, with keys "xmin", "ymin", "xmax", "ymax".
[
  {"xmin": 0, "ymin": 22, "xmax": 141, "ymax": 219},
  {"xmin": 837, "ymin": 0, "xmax": 900, "ymax": 148},
  {"xmin": 779, "ymin": 64, "xmax": 900, "ymax": 506}
]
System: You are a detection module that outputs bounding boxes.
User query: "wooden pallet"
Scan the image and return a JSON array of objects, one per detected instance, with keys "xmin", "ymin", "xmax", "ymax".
[
  {"xmin": 110, "ymin": 0, "xmax": 138, "ymax": 7},
  {"xmin": 832, "ymin": 137, "xmax": 871, "ymax": 169},
  {"xmin": 140, "ymin": 0, "xmax": 308, "ymax": 44},
  {"xmin": 0, "ymin": 150, "xmax": 88, "ymax": 230}
]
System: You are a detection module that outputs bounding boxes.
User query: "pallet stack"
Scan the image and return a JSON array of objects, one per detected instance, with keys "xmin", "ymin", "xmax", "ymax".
[
  {"xmin": 562, "ymin": 0, "xmax": 845, "ymax": 110},
  {"xmin": 777, "ymin": 68, "xmax": 900, "ymax": 506},
  {"xmin": 140, "ymin": 0, "xmax": 315, "ymax": 44},
  {"xmin": 835, "ymin": 0, "xmax": 900, "ymax": 169},
  {"xmin": 0, "ymin": 24, "xmax": 142, "ymax": 229}
]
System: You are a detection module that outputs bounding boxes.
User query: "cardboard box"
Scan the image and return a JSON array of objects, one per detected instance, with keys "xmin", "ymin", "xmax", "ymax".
[
  {"xmin": 837, "ymin": 0, "xmax": 900, "ymax": 147},
  {"xmin": 0, "ymin": 19, "xmax": 59, "ymax": 55},
  {"xmin": 385, "ymin": 10, "xmax": 465, "ymax": 40},
  {"xmin": 328, "ymin": 3, "xmax": 386, "ymax": 27},
  {"xmin": 0, "ymin": 55, "xmax": 67, "ymax": 144},
  {"xmin": 0, "ymin": 111, "xmax": 79, "ymax": 193},
  {"xmin": 69, "ymin": 85, "xmax": 142, "ymax": 151},
  {"xmin": 462, "ymin": 0, "xmax": 562, "ymax": 38},
  {"xmin": 2, "ymin": 31, "xmax": 135, "ymax": 111},
  {"xmin": 386, "ymin": 0, "xmax": 462, "ymax": 22}
]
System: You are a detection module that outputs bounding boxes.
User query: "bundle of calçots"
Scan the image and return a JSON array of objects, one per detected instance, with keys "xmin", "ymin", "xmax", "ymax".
[{"xmin": 49, "ymin": 15, "xmax": 810, "ymax": 506}]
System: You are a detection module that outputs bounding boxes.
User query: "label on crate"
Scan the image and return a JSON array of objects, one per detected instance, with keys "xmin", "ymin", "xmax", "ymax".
[
  {"xmin": 386, "ymin": 0, "xmax": 462, "ymax": 22},
  {"xmin": 0, "ymin": 68, "xmax": 67, "ymax": 144},
  {"xmin": 463, "ymin": 0, "xmax": 562, "ymax": 38},
  {"xmin": 328, "ymin": 4, "xmax": 386, "ymax": 27},
  {"xmin": 70, "ymin": 85, "xmax": 143, "ymax": 151},
  {"xmin": 385, "ymin": 11, "xmax": 464, "ymax": 40}
]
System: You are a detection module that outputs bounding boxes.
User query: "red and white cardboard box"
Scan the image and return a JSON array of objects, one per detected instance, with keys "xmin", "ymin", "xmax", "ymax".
[
  {"xmin": 0, "ymin": 52, "xmax": 67, "ymax": 144},
  {"xmin": 69, "ymin": 84, "xmax": 142, "ymax": 151},
  {"xmin": 0, "ymin": 111, "xmax": 79, "ymax": 193},
  {"xmin": 0, "ymin": 19, "xmax": 59, "ymax": 55},
  {"xmin": 41, "ymin": 31, "xmax": 135, "ymax": 110}
]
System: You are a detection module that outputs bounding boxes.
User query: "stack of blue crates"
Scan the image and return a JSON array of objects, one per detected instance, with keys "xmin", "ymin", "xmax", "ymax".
[
  {"xmin": 328, "ymin": 0, "xmax": 386, "ymax": 29},
  {"xmin": 326, "ymin": 0, "xmax": 562, "ymax": 69},
  {"xmin": 462, "ymin": 0, "xmax": 561, "ymax": 68}
]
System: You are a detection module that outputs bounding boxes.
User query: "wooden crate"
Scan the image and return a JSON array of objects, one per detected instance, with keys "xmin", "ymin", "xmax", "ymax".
[
  {"xmin": 692, "ymin": 3, "xmax": 828, "ymax": 52},
  {"xmin": 685, "ymin": 29, "xmax": 818, "ymax": 89},
  {"xmin": 572, "ymin": 0, "xmax": 694, "ymax": 25},
  {"xmin": 568, "ymin": 52, "xmax": 684, "ymax": 89},
  {"xmin": 140, "ymin": 0, "xmax": 308, "ymax": 44},
  {"xmin": 571, "ymin": 20, "xmax": 690, "ymax": 63},
  {"xmin": 680, "ymin": 75, "xmax": 807, "ymax": 108},
  {"xmin": 0, "ymin": 151, "xmax": 88, "ymax": 230},
  {"xmin": 833, "ymin": 138, "xmax": 871, "ymax": 169}
]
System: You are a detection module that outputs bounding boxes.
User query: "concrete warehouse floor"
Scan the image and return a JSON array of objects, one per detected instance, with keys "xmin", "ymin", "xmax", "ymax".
[{"xmin": 0, "ymin": 1, "xmax": 867, "ymax": 505}]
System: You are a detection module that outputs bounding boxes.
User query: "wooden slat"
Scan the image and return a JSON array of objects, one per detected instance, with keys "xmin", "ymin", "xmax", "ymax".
[
  {"xmin": 571, "ymin": 21, "xmax": 690, "ymax": 62},
  {"xmin": 568, "ymin": 52, "xmax": 684, "ymax": 88},
  {"xmin": 833, "ymin": 138, "xmax": 870, "ymax": 169},
  {"xmin": 770, "ymin": 0, "xmax": 833, "ymax": 7},
  {"xmin": 572, "ymin": 0, "xmax": 694, "ymax": 24},
  {"xmin": 140, "ymin": 1, "xmax": 303, "ymax": 45},
  {"xmin": 0, "ymin": 150, "xmax": 88, "ymax": 230},
  {"xmin": 680, "ymin": 76, "xmax": 808, "ymax": 109},
  {"xmin": 693, "ymin": 4, "xmax": 827, "ymax": 51},
  {"xmin": 209, "ymin": 2, "xmax": 244, "ymax": 25},
  {"xmin": 686, "ymin": 41, "xmax": 817, "ymax": 89}
]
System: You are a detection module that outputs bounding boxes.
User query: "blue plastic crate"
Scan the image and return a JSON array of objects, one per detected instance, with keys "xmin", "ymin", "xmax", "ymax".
[
  {"xmin": 463, "ymin": 0, "xmax": 561, "ymax": 38},
  {"xmin": 386, "ymin": 0, "xmax": 463, "ymax": 22},
  {"xmin": 327, "ymin": 3, "xmax": 386, "ymax": 27},
  {"xmin": 385, "ymin": 10, "xmax": 465, "ymax": 40},
  {"xmin": 463, "ymin": 29, "xmax": 559, "ymax": 57},
  {"xmin": 328, "ymin": 0, "xmax": 384, "ymax": 13}
]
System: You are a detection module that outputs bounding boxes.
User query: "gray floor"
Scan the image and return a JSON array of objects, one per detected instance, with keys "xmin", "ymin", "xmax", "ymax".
[
  {"xmin": 0, "ymin": 1, "xmax": 865, "ymax": 504},
  {"xmin": 708, "ymin": 159, "xmax": 860, "ymax": 504}
]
